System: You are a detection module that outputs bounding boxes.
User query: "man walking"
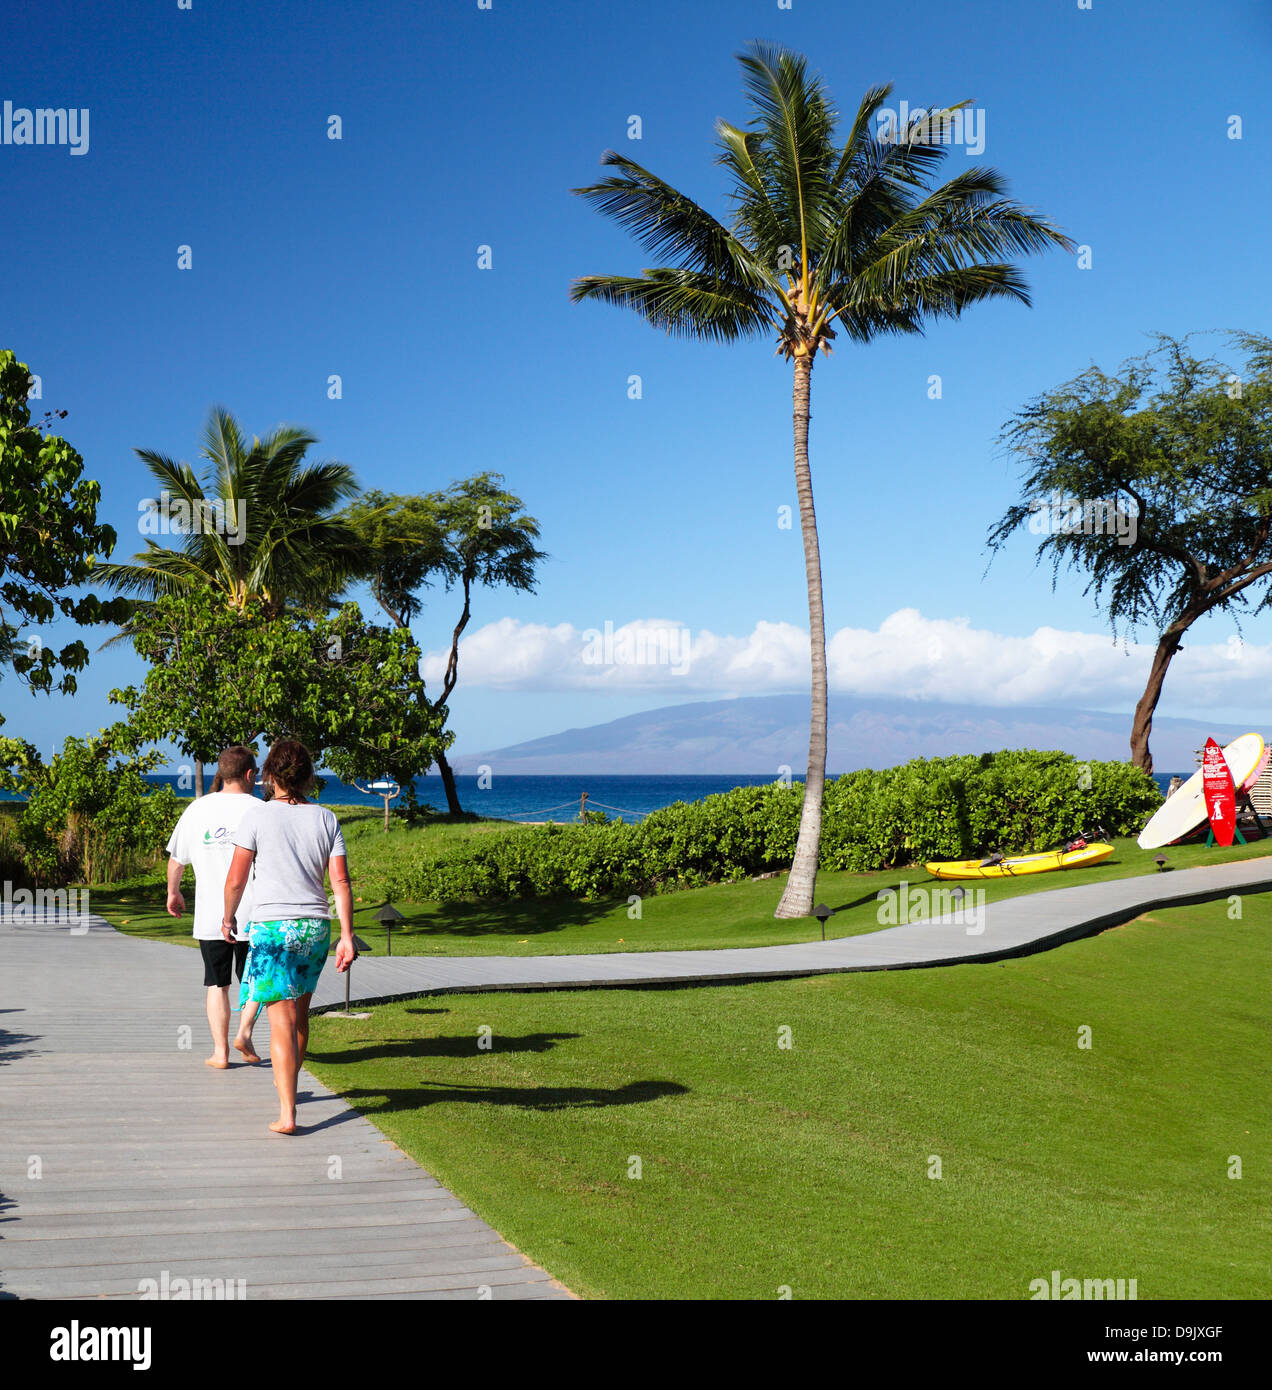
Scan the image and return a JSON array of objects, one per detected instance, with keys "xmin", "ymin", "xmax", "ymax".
[{"xmin": 166, "ymin": 746, "xmax": 263, "ymax": 1068}]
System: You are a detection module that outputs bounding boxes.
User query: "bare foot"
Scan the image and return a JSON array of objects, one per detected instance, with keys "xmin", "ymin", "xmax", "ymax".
[
  {"xmin": 205, "ymin": 1056, "xmax": 230, "ymax": 1069},
  {"xmin": 269, "ymin": 1118, "xmax": 298, "ymax": 1135},
  {"xmin": 233, "ymin": 1037, "xmax": 262, "ymax": 1064}
]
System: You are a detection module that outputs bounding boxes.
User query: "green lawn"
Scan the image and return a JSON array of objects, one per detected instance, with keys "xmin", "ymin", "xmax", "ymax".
[
  {"xmin": 96, "ymin": 820, "xmax": 1272, "ymax": 959},
  {"xmin": 303, "ymin": 893, "xmax": 1272, "ymax": 1299}
]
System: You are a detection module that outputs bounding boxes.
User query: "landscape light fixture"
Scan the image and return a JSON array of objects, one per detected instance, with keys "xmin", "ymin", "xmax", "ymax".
[
  {"xmin": 332, "ymin": 932, "xmax": 374, "ymax": 1019},
  {"xmin": 1155, "ymin": 855, "xmax": 1168, "ymax": 872},
  {"xmin": 375, "ymin": 901, "xmax": 405, "ymax": 956},
  {"xmin": 814, "ymin": 902, "xmax": 832, "ymax": 941}
]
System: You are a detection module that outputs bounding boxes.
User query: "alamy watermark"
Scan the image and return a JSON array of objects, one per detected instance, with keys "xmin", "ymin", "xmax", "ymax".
[
  {"xmin": 876, "ymin": 100, "xmax": 985, "ymax": 156},
  {"xmin": 49, "ymin": 1323, "xmax": 150, "ymax": 1370},
  {"xmin": 2, "ymin": 881, "xmax": 90, "ymax": 931},
  {"xmin": 1028, "ymin": 491, "xmax": 1138, "ymax": 546},
  {"xmin": 1029, "ymin": 1269, "xmax": 1138, "ymax": 1300},
  {"xmin": 139, "ymin": 1269, "xmax": 247, "ymax": 1300},
  {"xmin": 876, "ymin": 881, "xmax": 987, "ymax": 935},
  {"xmin": 2, "ymin": 101, "xmax": 89, "ymax": 155},
  {"xmin": 138, "ymin": 491, "xmax": 247, "ymax": 545},
  {"xmin": 581, "ymin": 620, "xmax": 692, "ymax": 676}
]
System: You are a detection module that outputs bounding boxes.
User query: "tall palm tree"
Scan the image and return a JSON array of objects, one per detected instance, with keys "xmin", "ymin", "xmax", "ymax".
[
  {"xmin": 571, "ymin": 43, "xmax": 1073, "ymax": 917},
  {"xmin": 99, "ymin": 406, "xmax": 365, "ymax": 791}
]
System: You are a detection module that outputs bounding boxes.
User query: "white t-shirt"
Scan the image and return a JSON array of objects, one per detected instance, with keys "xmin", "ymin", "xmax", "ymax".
[
  {"xmin": 166, "ymin": 791, "xmax": 259, "ymax": 941},
  {"xmin": 230, "ymin": 800, "xmax": 347, "ymax": 923}
]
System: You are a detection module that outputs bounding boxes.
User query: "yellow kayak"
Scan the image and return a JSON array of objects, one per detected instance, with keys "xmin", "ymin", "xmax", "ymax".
[{"xmin": 925, "ymin": 843, "xmax": 1114, "ymax": 880}]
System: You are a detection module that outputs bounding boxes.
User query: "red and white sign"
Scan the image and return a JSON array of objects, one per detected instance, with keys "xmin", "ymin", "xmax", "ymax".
[{"xmin": 1202, "ymin": 737, "xmax": 1237, "ymax": 847}]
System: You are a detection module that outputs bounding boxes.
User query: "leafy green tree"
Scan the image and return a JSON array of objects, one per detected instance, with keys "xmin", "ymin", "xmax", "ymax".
[
  {"xmin": 109, "ymin": 589, "xmax": 450, "ymax": 803},
  {"xmin": 97, "ymin": 405, "xmax": 366, "ymax": 789},
  {"xmin": 347, "ymin": 473, "xmax": 546, "ymax": 815},
  {"xmin": 571, "ymin": 44, "xmax": 1072, "ymax": 917},
  {"xmin": 0, "ymin": 349, "xmax": 127, "ymax": 713},
  {"xmin": 0, "ymin": 731, "xmax": 180, "ymax": 885},
  {"xmin": 989, "ymin": 332, "xmax": 1272, "ymax": 773}
]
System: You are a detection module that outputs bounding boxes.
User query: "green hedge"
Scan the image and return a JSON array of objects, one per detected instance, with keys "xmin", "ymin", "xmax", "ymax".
[
  {"xmin": 388, "ymin": 751, "xmax": 1161, "ymax": 903},
  {"xmin": 816, "ymin": 750, "xmax": 1160, "ymax": 872}
]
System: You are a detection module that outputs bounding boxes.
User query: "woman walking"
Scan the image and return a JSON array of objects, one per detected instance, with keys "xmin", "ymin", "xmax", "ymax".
[{"xmin": 222, "ymin": 739, "xmax": 355, "ymax": 1134}]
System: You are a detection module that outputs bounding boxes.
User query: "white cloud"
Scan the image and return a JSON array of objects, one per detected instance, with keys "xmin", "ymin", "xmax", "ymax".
[{"xmin": 419, "ymin": 608, "xmax": 1272, "ymax": 712}]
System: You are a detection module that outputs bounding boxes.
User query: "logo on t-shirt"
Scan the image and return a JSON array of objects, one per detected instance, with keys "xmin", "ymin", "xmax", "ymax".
[{"xmin": 203, "ymin": 827, "xmax": 232, "ymax": 843}]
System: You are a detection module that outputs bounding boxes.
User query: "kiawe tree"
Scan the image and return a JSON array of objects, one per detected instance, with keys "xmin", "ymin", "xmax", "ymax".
[
  {"xmin": 571, "ymin": 43, "xmax": 1072, "ymax": 916},
  {"xmin": 988, "ymin": 332, "xmax": 1272, "ymax": 775},
  {"xmin": 347, "ymin": 473, "xmax": 546, "ymax": 816}
]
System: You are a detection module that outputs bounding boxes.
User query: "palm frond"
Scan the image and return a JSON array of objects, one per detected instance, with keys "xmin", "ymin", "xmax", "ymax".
[
  {"xmin": 95, "ymin": 542, "xmax": 219, "ymax": 598},
  {"xmin": 735, "ymin": 42, "xmax": 838, "ymax": 272},
  {"xmin": 714, "ymin": 120, "xmax": 789, "ymax": 266},
  {"xmin": 868, "ymin": 167, "xmax": 1073, "ymax": 269},
  {"xmin": 572, "ymin": 45, "xmax": 1071, "ymax": 359},
  {"xmin": 572, "ymin": 152, "xmax": 772, "ymax": 290},
  {"xmin": 570, "ymin": 271, "xmax": 777, "ymax": 342},
  {"xmin": 200, "ymin": 407, "xmax": 246, "ymax": 496},
  {"xmin": 828, "ymin": 83, "xmax": 896, "ymax": 191},
  {"xmin": 269, "ymin": 461, "xmax": 361, "ymax": 516},
  {"xmin": 134, "ymin": 449, "xmax": 204, "ymax": 508}
]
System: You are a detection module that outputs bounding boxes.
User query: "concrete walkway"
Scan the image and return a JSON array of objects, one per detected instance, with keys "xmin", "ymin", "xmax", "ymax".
[
  {"xmin": 311, "ymin": 855, "xmax": 1272, "ymax": 1008},
  {"xmin": 0, "ymin": 913, "xmax": 571, "ymax": 1300}
]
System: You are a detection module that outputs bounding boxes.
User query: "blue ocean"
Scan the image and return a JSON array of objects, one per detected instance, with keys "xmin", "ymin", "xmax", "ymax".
[{"xmin": 0, "ymin": 771, "xmax": 1183, "ymax": 818}]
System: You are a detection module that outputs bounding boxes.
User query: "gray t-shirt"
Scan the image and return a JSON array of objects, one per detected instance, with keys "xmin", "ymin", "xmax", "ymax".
[{"xmin": 230, "ymin": 800, "xmax": 348, "ymax": 923}]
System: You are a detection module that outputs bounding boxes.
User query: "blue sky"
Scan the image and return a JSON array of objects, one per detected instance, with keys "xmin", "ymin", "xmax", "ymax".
[{"xmin": 4, "ymin": 0, "xmax": 1271, "ymax": 763}]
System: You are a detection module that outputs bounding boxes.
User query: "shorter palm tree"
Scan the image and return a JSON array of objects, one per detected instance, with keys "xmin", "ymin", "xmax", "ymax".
[
  {"xmin": 101, "ymin": 405, "xmax": 365, "ymax": 617},
  {"xmin": 99, "ymin": 406, "xmax": 365, "ymax": 791}
]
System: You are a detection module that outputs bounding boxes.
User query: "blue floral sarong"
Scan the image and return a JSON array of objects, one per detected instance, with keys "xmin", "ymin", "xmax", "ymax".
[{"xmin": 238, "ymin": 918, "xmax": 330, "ymax": 1007}]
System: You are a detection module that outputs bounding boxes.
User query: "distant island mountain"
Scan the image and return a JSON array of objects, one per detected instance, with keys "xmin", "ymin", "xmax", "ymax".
[{"xmin": 452, "ymin": 693, "xmax": 1253, "ymax": 775}]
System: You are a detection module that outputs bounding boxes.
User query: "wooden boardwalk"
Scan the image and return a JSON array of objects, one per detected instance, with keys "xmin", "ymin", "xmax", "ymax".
[
  {"xmin": 311, "ymin": 855, "xmax": 1272, "ymax": 1008},
  {"xmin": 0, "ymin": 913, "xmax": 572, "ymax": 1301}
]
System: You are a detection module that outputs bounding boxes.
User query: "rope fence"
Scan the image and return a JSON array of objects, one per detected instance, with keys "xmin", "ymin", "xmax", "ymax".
[{"xmin": 505, "ymin": 795, "xmax": 651, "ymax": 823}]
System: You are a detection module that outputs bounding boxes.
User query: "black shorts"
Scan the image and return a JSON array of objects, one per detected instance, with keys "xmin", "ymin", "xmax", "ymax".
[{"xmin": 200, "ymin": 939, "xmax": 250, "ymax": 988}]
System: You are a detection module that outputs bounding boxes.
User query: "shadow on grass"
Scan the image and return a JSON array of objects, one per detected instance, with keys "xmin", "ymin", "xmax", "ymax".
[
  {"xmin": 374, "ymin": 897, "xmax": 624, "ymax": 940},
  {"xmin": 826, "ymin": 890, "xmax": 885, "ymax": 915},
  {"xmin": 309, "ymin": 1031, "xmax": 581, "ymax": 1064},
  {"xmin": 338, "ymin": 1078, "xmax": 688, "ymax": 1115}
]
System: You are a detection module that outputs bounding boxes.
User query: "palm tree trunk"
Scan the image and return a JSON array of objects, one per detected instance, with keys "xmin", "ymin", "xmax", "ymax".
[
  {"xmin": 775, "ymin": 354, "xmax": 827, "ymax": 919},
  {"xmin": 434, "ymin": 748, "xmax": 463, "ymax": 817},
  {"xmin": 194, "ymin": 759, "xmax": 204, "ymax": 798}
]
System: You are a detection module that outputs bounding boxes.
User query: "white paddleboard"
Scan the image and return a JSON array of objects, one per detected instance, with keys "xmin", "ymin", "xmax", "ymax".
[{"xmin": 1137, "ymin": 732, "xmax": 1268, "ymax": 849}]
